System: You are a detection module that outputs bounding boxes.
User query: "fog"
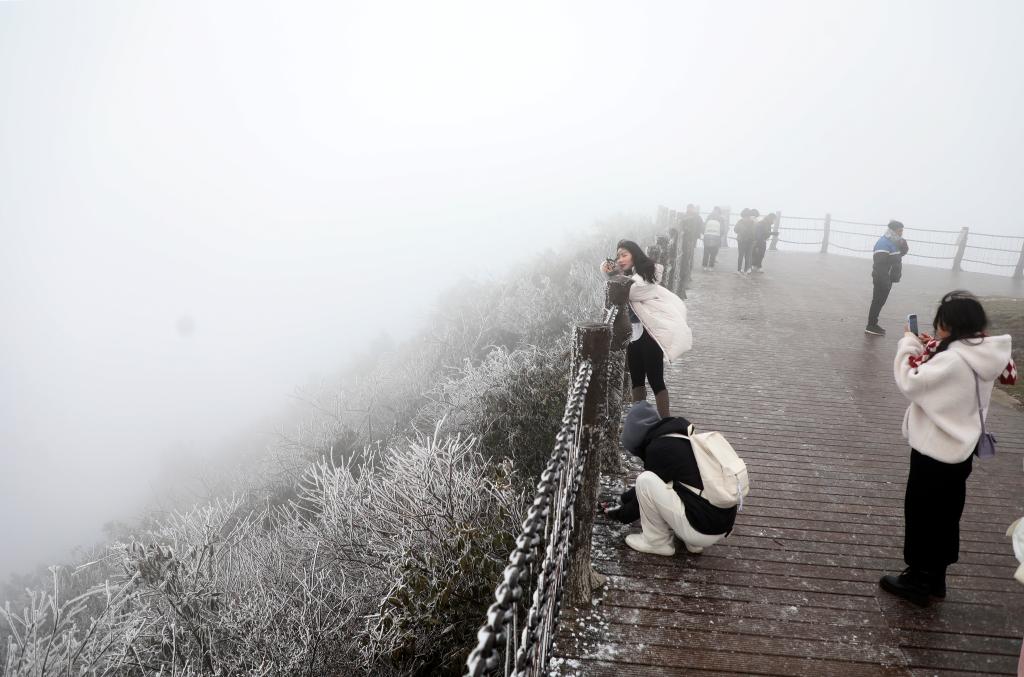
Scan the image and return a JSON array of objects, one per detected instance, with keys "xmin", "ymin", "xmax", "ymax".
[{"xmin": 2, "ymin": 1, "xmax": 1022, "ymax": 579}]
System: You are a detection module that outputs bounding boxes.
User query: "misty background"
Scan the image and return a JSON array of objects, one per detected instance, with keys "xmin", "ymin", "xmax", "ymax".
[{"xmin": 2, "ymin": 1, "xmax": 1022, "ymax": 579}]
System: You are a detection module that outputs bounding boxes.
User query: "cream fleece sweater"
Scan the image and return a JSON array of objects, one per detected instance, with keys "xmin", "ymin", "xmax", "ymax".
[{"xmin": 894, "ymin": 333, "xmax": 1013, "ymax": 463}]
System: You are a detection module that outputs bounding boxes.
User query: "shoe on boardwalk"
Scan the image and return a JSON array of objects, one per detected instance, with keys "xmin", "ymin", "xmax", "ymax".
[
  {"xmin": 879, "ymin": 568, "xmax": 931, "ymax": 607},
  {"xmin": 625, "ymin": 533, "xmax": 675, "ymax": 556},
  {"xmin": 864, "ymin": 324, "xmax": 886, "ymax": 335}
]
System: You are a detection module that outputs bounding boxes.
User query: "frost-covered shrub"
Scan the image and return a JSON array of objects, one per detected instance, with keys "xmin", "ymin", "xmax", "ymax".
[
  {"xmin": 1, "ymin": 427, "xmax": 522, "ymax": 677},
  {"xmin": 414, "ymin": 341, "xmax": 571, "ymax": 487}
]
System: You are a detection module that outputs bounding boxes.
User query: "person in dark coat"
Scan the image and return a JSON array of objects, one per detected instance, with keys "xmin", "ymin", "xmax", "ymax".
[
  {"xmin": 734, "ymin": 208, "xmax": 757, "ymax": 274},
  {"xmin": 750, "ymin": 213, "xmax": 777, "ymax": 273},
  {"xmin": 865, "ymin": 220, "xmax": 908, "ymax": 335}
]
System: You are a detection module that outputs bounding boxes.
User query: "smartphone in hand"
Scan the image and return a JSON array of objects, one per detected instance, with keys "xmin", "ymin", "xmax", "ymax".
[{"xmin": 907, "ymin": 313, "xmax": 919, "ymax": 335}]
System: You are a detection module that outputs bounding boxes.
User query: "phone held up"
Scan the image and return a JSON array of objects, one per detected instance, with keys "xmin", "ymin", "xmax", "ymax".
[{"xmin": 907, "ymin": 313, "xmax": 919, "ymax": 336}]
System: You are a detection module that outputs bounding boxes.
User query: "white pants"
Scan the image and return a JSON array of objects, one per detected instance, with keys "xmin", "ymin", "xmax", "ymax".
[{"xmin": 635, "ymin": 471, "xmax": 725, "ymax": 550}]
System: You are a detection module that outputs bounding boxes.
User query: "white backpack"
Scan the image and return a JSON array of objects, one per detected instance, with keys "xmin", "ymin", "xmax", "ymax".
[{"xmin": 664, "ymin": 432, "xmax": 749, "ymax": 510}]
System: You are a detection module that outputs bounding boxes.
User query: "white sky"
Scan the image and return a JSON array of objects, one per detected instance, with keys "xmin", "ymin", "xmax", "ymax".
[{"xmin": 2, "ymin": 0, "xmax": 1023, "ymax": 577}]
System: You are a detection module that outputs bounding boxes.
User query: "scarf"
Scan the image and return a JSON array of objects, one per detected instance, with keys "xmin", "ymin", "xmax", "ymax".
[{"xmin": 908, "ymin": 337, "xmax": 1017, "ymax": 385}]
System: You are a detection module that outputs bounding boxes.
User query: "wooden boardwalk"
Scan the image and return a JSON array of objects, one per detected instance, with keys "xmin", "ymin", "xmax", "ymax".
[{"xmin": 553, "ymin": 251, "xmax": 1024, "ymax": 676}]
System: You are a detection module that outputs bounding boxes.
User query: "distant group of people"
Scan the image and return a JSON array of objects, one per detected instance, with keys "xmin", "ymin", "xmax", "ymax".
[
  {"xmin": 670, "ymin": 204, "xmax": 780, "ymax": 276},
  {"xmin": 597, "ymin": 221, "xmax": 1019, "ymax": 636}
]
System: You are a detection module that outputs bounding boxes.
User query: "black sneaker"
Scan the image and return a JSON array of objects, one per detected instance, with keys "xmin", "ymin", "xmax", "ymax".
[
  {"xmin": 864, "ymin": 324, "xmax": 886, "ymax": 336},
  {"xmin": 879, "ymin": 568, "xmax": 930, "ymax": 607}
]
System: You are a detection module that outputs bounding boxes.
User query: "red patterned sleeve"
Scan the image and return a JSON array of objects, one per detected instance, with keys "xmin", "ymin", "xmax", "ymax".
[{"xmin": 1000, "ymin": 359, "xmax": 1018, "ymax": 385}]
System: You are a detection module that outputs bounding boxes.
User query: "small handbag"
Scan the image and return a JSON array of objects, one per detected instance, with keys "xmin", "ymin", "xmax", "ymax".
[{"xmin": 972, "ymin": 371, "xmax": 997, "ymax": 459}]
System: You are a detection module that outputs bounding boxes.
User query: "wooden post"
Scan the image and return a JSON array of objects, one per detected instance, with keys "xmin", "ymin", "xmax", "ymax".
[
  {"xmin": 665, "ymin": 228, "xmax": 679, "ymax": 291},
  {"xmin": 656, "ymin": 234, "xmax": 671, "ymax": 287},
  {"xmin": 1014, "ymin": 239, "xmax": 1024, "ymax": 280},
  {"xmin": 720, "ymin": 207, "xmax": 731, "ymax": 248},
  {"xmin": 820, "ymin": 213, "xmax": 831, "ymax": 254},
  {"xmin": 769, "ymin": 211, "xmax": 782, "ymax": 251},
  {"xmin": 952, "ymin": 227, "xmax": 969, "ymax": 272},
  {"xmin": 566, "ymin": 322, "xmax": 610, "ymax": 605},
  {"xmin": 603, "ymin": 278, "xmax": 632, "ymax": 474},
  {"xmin": 672, "ymin": 215, "xmax": 688, "ymax": 299}
]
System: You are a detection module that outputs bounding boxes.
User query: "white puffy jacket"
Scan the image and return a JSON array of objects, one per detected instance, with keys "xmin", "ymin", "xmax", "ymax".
[
  {"xmin": 894, "ymin": 333, "xmax": 1012, "ymax": 463},
  {"xmin": 627, "ymin": 264, "xmax": 693, "ymax": 361}
]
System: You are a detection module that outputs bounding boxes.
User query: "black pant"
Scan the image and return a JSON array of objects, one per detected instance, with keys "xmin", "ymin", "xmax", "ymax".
[
  {"xmin": 904, "ymin": 448, "xmax": 972, "ymax": 571},
  {"xmin": 752, "ymin": 240, "xmax": 767, "ymax": 268},
  {"xmin": 868, "ymin": 277, "xmax": 892, "ymax": 325},
  {"xmin": 627, "ymin": 330, "xmax": 665, "ymax": 393},
  {"xmin": 737, "ymin": 239, "xmax": 754, "ymax": 271},
  {"xmin": 702, "ymin": 244, "xmax": 719, "ymax": 267}
]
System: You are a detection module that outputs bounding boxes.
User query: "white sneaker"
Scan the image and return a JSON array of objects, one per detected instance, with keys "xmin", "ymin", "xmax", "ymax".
[
  {"xmin": 684, "ymin": 543, "xmax": 705, "ymax": 554},
  {"xmin": 625, "ymin": 533, "xmax": 675, "ymax": 556}
]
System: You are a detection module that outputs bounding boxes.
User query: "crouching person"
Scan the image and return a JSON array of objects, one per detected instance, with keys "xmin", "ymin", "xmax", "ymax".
[{"xmin": 610, "ymin": 401, "xmax": 738, "ymax": 556}]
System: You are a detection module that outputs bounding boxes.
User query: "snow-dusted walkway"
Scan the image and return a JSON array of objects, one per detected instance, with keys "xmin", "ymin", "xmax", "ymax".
[{"xmin": 554, "ymin": 251, "xmax": 1024, "ymax": 676}]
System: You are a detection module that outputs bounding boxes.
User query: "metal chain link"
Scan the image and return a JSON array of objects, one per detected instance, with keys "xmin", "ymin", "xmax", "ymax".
[{"xmin": 464, "ymin": 360, "xmax": 593, "ymax": 677}]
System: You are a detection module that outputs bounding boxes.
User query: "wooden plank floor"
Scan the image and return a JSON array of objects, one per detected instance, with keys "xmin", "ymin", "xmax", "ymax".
[{"xmin": 552, "ymin": 251, "xmax": 1024, "ymax": 676}]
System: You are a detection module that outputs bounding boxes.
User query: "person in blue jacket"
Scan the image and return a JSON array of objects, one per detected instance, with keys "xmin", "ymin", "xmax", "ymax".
[{"xmin": 865, "ymin": 220, "xmax": 909, "ymax": 336}]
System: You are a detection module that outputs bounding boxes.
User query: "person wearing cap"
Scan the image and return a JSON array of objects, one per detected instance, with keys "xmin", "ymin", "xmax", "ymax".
[
  {"xmin": 608, "ymin": 402, "xmax": 737, "ymax": 556},
  {"xmin": 865, "ymin": 220, "xmax": 908, "ymax": 336}
]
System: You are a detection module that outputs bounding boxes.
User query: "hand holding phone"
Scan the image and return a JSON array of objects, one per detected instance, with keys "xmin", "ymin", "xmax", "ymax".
[{"xmin": 907, "ymin": 313, "xmax": 919, "ymax": 336}]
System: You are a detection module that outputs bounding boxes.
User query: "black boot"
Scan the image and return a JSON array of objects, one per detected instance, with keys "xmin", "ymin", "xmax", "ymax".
[
  {"xmin": 879, "ymin": 568, "xmax": 931, "ymax": 607},
  {"xmin": 926, "ymin": 569, "xmax": 946, "ymax": 598}
]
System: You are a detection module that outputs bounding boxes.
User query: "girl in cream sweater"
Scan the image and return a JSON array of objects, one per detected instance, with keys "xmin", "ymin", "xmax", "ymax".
[{"xmin": 880, "ymin": 291, "xmax": 1016, "ymax": 607}]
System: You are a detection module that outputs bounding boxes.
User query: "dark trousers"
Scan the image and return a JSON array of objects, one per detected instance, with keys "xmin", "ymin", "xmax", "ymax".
[
  {"xmin": 868, "ymin": 277, "xmax": 893, "ymax": 325},
  {"xmin": 904, "ymin": 448, "xmax": 972, "ymax": 572},
  {"xmin": 627, "ymin": 330, "xmax": 665, "ymax": 393},
  {"xmin": 702, "ymin": 244, "xmax": 720, "ymax": 267},
  {"xmin": 752, "ymin": 240, "xmax": 767, "ymax": 268},
  {"xmin": 736, "ymin": 239, "xmax": 754, "ymax": 271}
]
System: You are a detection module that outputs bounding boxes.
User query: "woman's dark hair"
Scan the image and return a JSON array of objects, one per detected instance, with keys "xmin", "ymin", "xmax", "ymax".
[
  {"xmin": 932, "ymin": 290, "xmax": 987, "ymax": 354},
  {"xmin": 616, "ymin": 239, "xmax": 657, "ymax": 283}
]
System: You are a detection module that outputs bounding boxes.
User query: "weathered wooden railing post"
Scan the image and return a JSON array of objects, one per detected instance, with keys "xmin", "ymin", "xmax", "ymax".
[
  {"xmin": 567, "ymin": 322, "xmax": 611, "ymax": 605},
  {"xmin": 656, "ymin": 234, "xmax": 671, "ymax": 288},
  {"xmin": 820, "ymin": 213, "xmax": 831, "ymax": 254},
  {"xmin": 669, "ymin": 215, "xmax": 687, "ymax": 299},
  {"xmin": 603, "ymin": 277, "xmax": 632, "ymax": 475},
  {"xmin": 1014, "ymin": 239, "xmax": 1024, "ymax": 280},
  {"xmin": 664, "ymin": 227, "xmax": 679, "ymax": 291},
  {"xmin": 952, "ymin": 227, "xmax": 969, "ymax": 272},
  {"xmin": 770, "ymin": 210, "xmax": 782, "ymax": 251},
  {"xmin": 721, "ymin": 206, "xmax": 731, "ymax": 249}
]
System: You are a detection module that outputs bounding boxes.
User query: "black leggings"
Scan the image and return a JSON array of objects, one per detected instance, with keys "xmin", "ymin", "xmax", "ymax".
[
  {"xmin": 627, "ymin": 330, "xmax": 665, "ymax": 393},
  {"xmin": 737, "ymin": 238, "xmax": 754, "ymax": 271},
  {"xmin": 904, "ymin": 448, "xmax": 973, "ymax": 571}
]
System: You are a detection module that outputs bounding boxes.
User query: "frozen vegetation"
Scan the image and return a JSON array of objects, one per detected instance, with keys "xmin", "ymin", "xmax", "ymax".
[{"xmin": 1, "ymin": 216, "xmax": 650, "ymax": 676}]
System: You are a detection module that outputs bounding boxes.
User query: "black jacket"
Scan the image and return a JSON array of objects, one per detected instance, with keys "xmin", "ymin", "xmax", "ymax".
[{"xmin": 635, "ymin": 417, "xmax": 737, "ymax": 536}]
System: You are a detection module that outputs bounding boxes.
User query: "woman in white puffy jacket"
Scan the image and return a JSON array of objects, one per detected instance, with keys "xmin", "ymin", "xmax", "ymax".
[
  {"xmin": 880, "ymin": 291, "xmax": 1016, "ymax": 607},
  {"xmin": 601, "ymin": 240, "xmax": 692, "ymax": 417}
]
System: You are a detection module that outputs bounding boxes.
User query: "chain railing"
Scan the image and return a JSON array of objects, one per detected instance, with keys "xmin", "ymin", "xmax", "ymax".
[
  {"xmin": 465, "ymin": 289, "xmax": 627, "ymax": 676},
  {"xmin": 657, "ymin": 205, "xmax": 1024, "ymax": 279},
  {"xmin": 464, "ymin": 359, "xmax": 593, "ymax": 677}
]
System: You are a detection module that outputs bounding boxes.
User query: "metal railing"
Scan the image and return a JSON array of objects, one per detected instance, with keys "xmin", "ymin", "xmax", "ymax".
[
  {"xmin": 656, "ymin": 206, "xmax": 1024, "ymax": 279},
  {"xmin": 465, "ymin": 284, "xmax": 630, "ymax": 676},
  {"xmin": 464, "ymin": 359, "xmax": 593, "ymax": 677}
]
